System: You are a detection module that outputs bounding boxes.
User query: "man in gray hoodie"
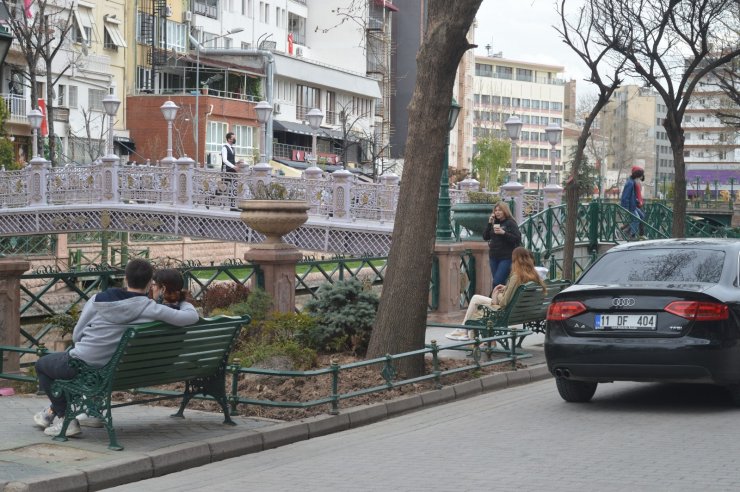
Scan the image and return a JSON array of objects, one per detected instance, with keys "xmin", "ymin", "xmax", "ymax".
[{"xmin": 33, "ymin": 259, "xmax": 199, "ymax": 437}]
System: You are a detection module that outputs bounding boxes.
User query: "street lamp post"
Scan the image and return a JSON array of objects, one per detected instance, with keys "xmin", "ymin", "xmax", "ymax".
[
  {"xmin": 306, "ymin": 107, "xmax": 324, "ymax": 170},
  {"xmin": 543, "ymin": 122, "xmax": 563, "ymax": 208},
  {"xmin": 435, "ymin": 98, "xmax": 461, "ymax": 241},
  {"xmin": 27, "ymin": 109, "xmax": 43, "ymax": 159},
  {"xmin": 501, "ymin": 114, "xmax": 525, "ymax": 223},
  {"xmin": 102, "ymin": 94, "xmax": 121, "ymax": 156},
  {"xmin": 254, "ymin": 100, "xmax": 273, "ymax": 167},
  {"xmin": 194, "ymin": 27, "xmax": 245, "ymax": 166},
  {"xmin": 160, "ymin": 100, "xmax": 179, "ymax": 165}
]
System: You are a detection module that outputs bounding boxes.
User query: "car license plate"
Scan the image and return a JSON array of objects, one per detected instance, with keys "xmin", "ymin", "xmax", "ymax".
[{"xmin": 594, "ymin": 314, "xmax": 656, "ymax": 331}]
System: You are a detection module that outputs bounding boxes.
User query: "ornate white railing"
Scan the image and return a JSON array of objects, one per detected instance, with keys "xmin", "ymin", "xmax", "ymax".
[{"xmin": 1, "ymin": 158, "xmax": 403, "ymax": 224}]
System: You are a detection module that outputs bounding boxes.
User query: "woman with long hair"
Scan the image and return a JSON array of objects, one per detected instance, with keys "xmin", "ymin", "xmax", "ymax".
[
  {"xmin": 150, "ymin": 268, "xmax": 188, "ymax": 310},
  {"xmin": 446, "ymin": 247, "xmax": 545, "ymax": 341}
]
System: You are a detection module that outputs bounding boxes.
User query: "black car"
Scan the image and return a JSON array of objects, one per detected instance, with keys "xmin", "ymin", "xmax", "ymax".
[{"xmin": 545, "ymin": 238, "xmax": 740, "ymax": 404}]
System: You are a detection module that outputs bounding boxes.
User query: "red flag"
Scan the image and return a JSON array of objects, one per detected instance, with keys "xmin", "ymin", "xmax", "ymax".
[
  {"xmin": 287, "ymin": 33, "xmax": 294, "ymax": 55},
  {"xmin": 24, "ymin": 0, "xmax": 33, "ymax": 18},
  {"xmin": 37, "ymin": 99, "xmax": 48, "ymax": 137}
]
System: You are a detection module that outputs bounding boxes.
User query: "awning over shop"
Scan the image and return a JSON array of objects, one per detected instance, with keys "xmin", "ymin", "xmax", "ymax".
[
  {"xmin": 114, "ymin": 136, "xmax": 135, "ymax": 153},
  {"xmin": 273, "ymin": 120, "xmax": 346, "ymax": 140}
]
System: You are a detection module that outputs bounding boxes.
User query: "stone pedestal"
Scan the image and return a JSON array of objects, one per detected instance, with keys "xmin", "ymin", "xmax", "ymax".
[
  {"xmin": 244, "ymin": 247, "xmax": 302, "ymax": 313},
  {"xmin": 0, "ymin": 258, "xmax": 30, "ymax": 374},
  {"xmin": 464, "ymin": 241, "xmax": 492, "ymax": 297},
  {"xmin": 432, "ymin": 241, "xmax": 467, "ymax": 315}
]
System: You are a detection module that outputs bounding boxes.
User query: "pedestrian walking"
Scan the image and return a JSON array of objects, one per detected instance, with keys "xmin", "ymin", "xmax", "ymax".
[{"xmin": 620, "ymin": 166, "xmax": 646, "ymax": 239}]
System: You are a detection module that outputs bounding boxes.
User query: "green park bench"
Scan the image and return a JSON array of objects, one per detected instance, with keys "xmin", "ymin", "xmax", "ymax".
[
  {"xmin": 48, "ymin": 314, "xmax": 249, "ymax": 450},
  {"xmin": 428, "ymin": 279, "xmax": 571, "ymax": 353}
]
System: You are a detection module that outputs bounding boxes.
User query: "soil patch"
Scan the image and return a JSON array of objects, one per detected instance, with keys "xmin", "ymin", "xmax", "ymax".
[{"xmin": 112, "ymin": 354, "xmax": 522, "ymax": 421}]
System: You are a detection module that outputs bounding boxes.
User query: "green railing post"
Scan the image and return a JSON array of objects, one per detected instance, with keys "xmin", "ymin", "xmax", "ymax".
[
  {"xmin": 588, "ymin": 200, "xmax": 599, "ymax": 253},
  {"xmin": 430, "ymin": 256, "xmax": 440, "ymax": 311},
  {"xmin": 230, "ymin": 358, "xmax": 242, "ymax": 415},
  {"xmin": 330, "ymin": 358, "xmax": 340, "ymax": 415},
  {"xmin": 431, "ymin": 340, "xmax": 442, "ymax": 389},
  {"xmin": 509, "ymin": 326, "xmax": 518, "ymax": 370},
  {"xmin": 545, "ymin": 206, "xmax": 553, "ymax": 256}
]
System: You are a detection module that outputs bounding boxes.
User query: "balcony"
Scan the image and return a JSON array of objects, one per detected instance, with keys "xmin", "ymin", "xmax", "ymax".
[
  {"xmin": 53, "ymin": 107, "xmax": 70, "ymax": 123},
  {"xmin": 1, "ymin": 94, "xmax": 28, "ymax": 123}
]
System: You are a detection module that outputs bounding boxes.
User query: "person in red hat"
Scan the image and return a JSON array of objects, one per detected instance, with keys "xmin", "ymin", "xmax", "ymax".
[{"xmin": 620, "ymin": 166, "xmax": 646, "ymax": 238}]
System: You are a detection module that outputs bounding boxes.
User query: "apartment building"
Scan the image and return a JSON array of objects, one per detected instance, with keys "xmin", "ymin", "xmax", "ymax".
[
  {"xmin": 125, "ymin": 0, "xmax": 388, "ymax": 174},
  {"xmin": 600, "ymin": 85, "xmax": 674, "ymax": 198},
  {"xmin": 683, "ymin": 67, "xmax": 740, "ymax": 198},
  {"xmin": 0, "ymin": 0, "xmax": 128, "ymax": 167},
  {"xmin": 472, "ymin": 54, "xmax": 565, "ymax": 190}
]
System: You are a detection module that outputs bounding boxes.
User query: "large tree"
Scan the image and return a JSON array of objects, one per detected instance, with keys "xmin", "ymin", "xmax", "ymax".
[
  {"xmin": 366, "ymin": 0, "xmax": 482, "ymax": 375},
  {"xmin": 590, "ymin": 0, "xmax": 740, "ymax": 237},
  {"xmin": 556, "ymin": 0, "xmax": 625, "ymax": 280}
]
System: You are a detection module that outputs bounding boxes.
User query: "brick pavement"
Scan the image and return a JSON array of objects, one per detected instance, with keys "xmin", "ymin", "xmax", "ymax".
[{"xmin": 0, "ymin": 317, "xmax": 547, "ymax": 491}]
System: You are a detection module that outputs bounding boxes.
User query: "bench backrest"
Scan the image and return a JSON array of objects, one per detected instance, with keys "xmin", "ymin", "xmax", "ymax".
[
  {"xmin": 107, "ymin": 315, "xmax": 248, "ymax": 392},
  {"xmin": 500, "ymin": 282, "xmax": 546, "ymax": 326}
]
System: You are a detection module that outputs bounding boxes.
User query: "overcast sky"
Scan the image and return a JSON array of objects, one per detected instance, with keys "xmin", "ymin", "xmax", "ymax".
[{"xmin": 473, "ymin": 0, "xmax": 593, "ymax": 95}]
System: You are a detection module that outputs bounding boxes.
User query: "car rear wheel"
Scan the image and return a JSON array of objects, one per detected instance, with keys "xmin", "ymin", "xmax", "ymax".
[{"xmin": 555, "ymin": 378, "xmax": 598, "ymax": 403}]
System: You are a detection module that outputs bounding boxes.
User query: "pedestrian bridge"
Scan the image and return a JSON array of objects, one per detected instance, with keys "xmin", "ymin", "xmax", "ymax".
[{"xmin": 1, "ymin": 160, "xmax": 736, "ymax": 257}]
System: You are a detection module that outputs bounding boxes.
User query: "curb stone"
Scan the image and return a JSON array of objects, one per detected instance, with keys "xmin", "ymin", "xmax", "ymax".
[{"xmin": 4, "ymin": 364, "xmax": 552, "ymax": 492}]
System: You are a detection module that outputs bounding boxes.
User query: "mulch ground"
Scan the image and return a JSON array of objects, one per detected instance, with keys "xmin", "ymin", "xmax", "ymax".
[{"xmin": 111, "ymin": 353, "xmax": 522, "ymax": 421}]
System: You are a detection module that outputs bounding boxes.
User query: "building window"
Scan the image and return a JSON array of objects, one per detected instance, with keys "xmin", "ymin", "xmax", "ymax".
[
  {"xmin": 502, "ymin": 96, "xmax": 510, "ymax": 107},
  {"xmin": 539, "ymin": 149, "xmax": 549, "ymax": 158},
  {"xmin": 56, "ymin": 85, "xmax": 66, "ymax": 107},
  {"xmin": 206, "ymin": 121, "xmax": 229, "ymax": 155},
  {"xmin": 103, "ymin": 18, "xmax": 127, "ymax": 50},
  {"xmin": 68, "ymin": 86, "xmax": 78, "ymax": 108},
  {"xmin": 288, "ymin": 12, "xmax": 306, "ymax": 45},
  {"xmin": 233, "ymin": 124, "xmax": 256, "ymax": 160},
  {"xmin": 531, "ymin": 100, "xmax": 540, "ymax": 110},
  {"xmin": 88, "ymin": 89, "xmax": 106, "ymax": 111},
  {"xmin": 521, "ymin": 99, "xmax": 530, "ymax": 108},
  {"xmin": 516, "ymin": 68, "xmax": 533, "ymax": 82},
  {"xmin": 73, "ymin": 7, "xmax": 93, "ymax": 46},
  {"xmin": 492, "ymin": 95, "xmax": 500, "ymax": 105},
  {"xmin": 551, "ymin": 101, "xmax": 563, "ymax": 111},
  {"xmin": 296, "ymin": 84, "xmax": 320, "ymax": 119},
  {"xmin": 325, "ymin": 91, "xmax": 336, "ymax": 124},
  {"xmin": 495, "ymin": 66, "xmax": 513, "ymax": 79},
  {"xmin": 475, "ymin": 63, "xmax": 493, "ymax": 77}
]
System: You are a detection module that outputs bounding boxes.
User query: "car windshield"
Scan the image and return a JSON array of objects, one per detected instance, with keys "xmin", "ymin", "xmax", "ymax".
[{"xmin": 579, "ymin": 248, "xmax": 725, "ymax": 284}]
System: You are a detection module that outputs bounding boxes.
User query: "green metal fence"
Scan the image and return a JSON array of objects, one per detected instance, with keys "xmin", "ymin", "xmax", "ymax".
[{"xmin": 0, "ymin": 235, "xmax": 57, "ymax": 256}]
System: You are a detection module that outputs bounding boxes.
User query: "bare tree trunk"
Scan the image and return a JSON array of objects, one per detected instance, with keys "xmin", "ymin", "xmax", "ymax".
[
  {"xmin": 366, "ymin": 0, "xmax": 482, "ymax": 376},
  {"xmin": 664, "ymin": 115, "xmax": 687, "ymax": 236}
]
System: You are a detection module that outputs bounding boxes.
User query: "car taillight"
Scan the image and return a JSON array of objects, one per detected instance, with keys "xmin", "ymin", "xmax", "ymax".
[
  {"xmin": 664, "ymin": 301, "xmax": 729, "ymax": 321},
  {"xmin": 547, "ymin": 301, "xmax": 587, "ymax": 321}
]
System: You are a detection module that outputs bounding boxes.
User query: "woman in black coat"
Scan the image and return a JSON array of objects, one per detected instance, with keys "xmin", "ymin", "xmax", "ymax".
[{"xmin": 482, "ymin": 201, "xmax": 521, "ymax": 288}]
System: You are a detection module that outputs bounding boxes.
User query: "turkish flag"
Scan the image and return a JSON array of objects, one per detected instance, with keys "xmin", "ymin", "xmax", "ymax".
[{"xmin": 287, "ymin": 33, "xmax": 294, "ymax": 55}]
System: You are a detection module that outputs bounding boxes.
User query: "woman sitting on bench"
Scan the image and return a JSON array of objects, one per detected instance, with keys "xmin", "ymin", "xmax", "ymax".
[{"xmin": 446, "ymin": 247, "xmax": 546, "ymax": 341}]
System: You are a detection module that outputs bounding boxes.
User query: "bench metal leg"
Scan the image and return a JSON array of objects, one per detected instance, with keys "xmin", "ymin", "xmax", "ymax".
[{"xmin": 174, "ymin": 376, "xmax": 237, "ymax": 426}]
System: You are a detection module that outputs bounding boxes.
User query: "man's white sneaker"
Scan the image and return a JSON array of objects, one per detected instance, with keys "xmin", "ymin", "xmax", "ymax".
[
  {"xmin": 33, "ymin": 408, "xmax": 55, "ymax": 429},
  {"xmin": 78, "ymin": 414, "xmax": 104, "ymax": 428},
  {"xmin": 44, "ymin": 418, "xmax": 81, "ymax": 437}
]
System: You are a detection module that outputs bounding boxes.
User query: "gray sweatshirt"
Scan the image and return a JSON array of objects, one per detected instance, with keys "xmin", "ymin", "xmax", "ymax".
[{"xmin": 70, "ymin": 288, "xmax": 199, "ymax": 368}]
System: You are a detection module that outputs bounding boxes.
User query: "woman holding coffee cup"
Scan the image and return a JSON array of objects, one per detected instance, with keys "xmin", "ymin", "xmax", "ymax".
[{"xmin": 482, "ymin": 201, "xmax": 521, "ymax": 289}]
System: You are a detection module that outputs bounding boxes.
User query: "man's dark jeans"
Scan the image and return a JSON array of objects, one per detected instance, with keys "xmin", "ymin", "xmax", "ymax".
[{"xmin": 36, "ymin": 352, "xmax": 78, "ymax": 417}]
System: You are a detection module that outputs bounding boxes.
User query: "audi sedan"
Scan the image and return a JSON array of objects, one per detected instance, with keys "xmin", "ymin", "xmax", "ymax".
[{"xmin": 545, "ymin": 239, "xmax": 740, "ymax": 404}]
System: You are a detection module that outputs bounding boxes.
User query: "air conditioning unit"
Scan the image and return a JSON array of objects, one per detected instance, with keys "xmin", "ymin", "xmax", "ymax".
[
  {"xmin": 182, "ymin": 10, "xmax": 192, "ymax": 22},
  {"xmin": 273, "ymin": 102, "xmax": 281, "ymax": 114},
  {"xmin": 164, "ymin": 5, "xmax": 173, "ymax": 17},
  {"xmin": 207, "ymin": 152, "xmax": 222, "ymax": 169},
  {"xmin": 295, "ymin": 47, "xmax": 303, "ymax": 57}
]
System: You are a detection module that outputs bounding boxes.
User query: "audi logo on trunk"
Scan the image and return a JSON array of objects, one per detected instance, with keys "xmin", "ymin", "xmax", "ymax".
[{"xmin": 612, "ymin": 298, "xmax": 636, "ymax": 307}]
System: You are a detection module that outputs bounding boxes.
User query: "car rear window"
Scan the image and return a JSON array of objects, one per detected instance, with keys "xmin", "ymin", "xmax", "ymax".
[{"xmin": 579, "ymin": 248, "xmax": 725, "ymax": 284}]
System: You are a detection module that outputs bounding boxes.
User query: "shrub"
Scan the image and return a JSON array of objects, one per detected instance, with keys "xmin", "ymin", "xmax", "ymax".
[
  {"xmin": 302, "ymin": 279, "xmax": 379, "ymax": 356},
  {"xmin": 210, "ymin": 287, "xmax": 272, "ymax": 322},
  {"xmin": 233, "ymin": 312, "xmax": 319, "ymax": 370},
  {"xmin": 201, "ymin": 282, "xmax": 250, "ymax": 316},
  {"xmin": 467, "ymin": 191, "xmax": 498, "ymax": 204}
]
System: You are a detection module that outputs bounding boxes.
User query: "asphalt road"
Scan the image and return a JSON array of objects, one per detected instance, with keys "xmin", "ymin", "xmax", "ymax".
[{"xmin": 108, "ymin": 378, "xmax": 740, "ymax": 492}]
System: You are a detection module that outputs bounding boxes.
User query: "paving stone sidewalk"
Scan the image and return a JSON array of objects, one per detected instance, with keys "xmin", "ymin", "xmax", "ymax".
[{"xmin": 0, "ymin": 313, "xmax": 547, "ymax": 491}]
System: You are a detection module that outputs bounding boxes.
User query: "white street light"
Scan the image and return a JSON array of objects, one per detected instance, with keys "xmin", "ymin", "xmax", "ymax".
[
  {"xmin": 194, "ymin": 27, "xmax": 245, "ymax": 166},
  {"xmin": 544, "ymin": 122, "xmax": 562, "ymax": 185},
  {"xmin": 254, "ymin": 100, "xmax": 273, "ymax": 164},
  {"xmin": 160, "ymin": 100, "xmax": 179, "ymax": 162},
  {"xmin": 27, "ymin": 109, "xmax": 43, "ymax": 158},
  {"xmin": 102, "ymin": 94, "xmax": 120, "ymax": 156},
  {"xmin": 306, "ymin": 107, "xmax": 324, "ymax": 168},
  {"xmin": 504, "ymin": 114, "xmax": 523, "ymax": 183}
]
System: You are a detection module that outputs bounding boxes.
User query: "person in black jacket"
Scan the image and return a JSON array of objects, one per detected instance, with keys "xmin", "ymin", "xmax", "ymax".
[{"xmin": 483, "ymin": 201, "xmax": 521, "ymax": 288}]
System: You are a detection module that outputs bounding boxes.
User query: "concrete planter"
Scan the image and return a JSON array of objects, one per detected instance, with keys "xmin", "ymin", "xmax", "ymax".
[
  {"xmin": 239, "ymin": 200, "xmax": 310, "ymax": 249},
  {"xmin": 452, "ymin": 202, "xmax": 495, "ymax": 240}
]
